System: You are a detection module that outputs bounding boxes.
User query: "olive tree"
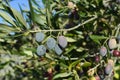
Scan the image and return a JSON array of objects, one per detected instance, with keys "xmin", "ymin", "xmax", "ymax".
[{"xmin": 0, "ymin": 0, "xmax": 120, "ymax": 80}]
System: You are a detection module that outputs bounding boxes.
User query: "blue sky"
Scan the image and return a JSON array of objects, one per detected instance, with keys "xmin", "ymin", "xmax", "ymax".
[
  {"xmin": 10, "ymin": 0, "xmax": 29, "ymax": 11},
  {"xmin": 10, "ymin": 0, "xmax": 44, "ymax": 10}
]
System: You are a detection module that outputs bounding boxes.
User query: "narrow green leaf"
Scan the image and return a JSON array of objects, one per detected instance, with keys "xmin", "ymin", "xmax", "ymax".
[
  {"xmin": 66, "ymin": 37, "xmax": 77, "ymax": 42},
  {"xmin": 23, "ymin": 50, "xmax": 33, "ymax": 56},
  {"xmin": 72, "ymin": 0, "xmax": 80, "ymax": 3},
  {"xmin": 0, "ymin": 24, "xmax": 17, "ymax": 33},
  {"xmin": 0, "ymin": 3, "xmax": 4, "ymax": 9},
  {"xmin": 18, "ymin": 4, "xmax": 23, "ymax": 16},
  {"xmin": 90, "ymin": 35, "xmax": 107, "ymax": 40},
  {"xmin": 42, "ymin": 0, "xmax": 47, "ymax": 5},
  {"xmin": 81, "ymin": 62, "xmax": 91, "ymax": 67},
  {"xmin": 46, "ymin": 9, "xmax": 52, "ymax": 27},
  {"xmin": 0, "ymin": 38, "xmax": 4, "ymax": 42},
  {"xmin": 34, "ymin": 13, "xmax": 46, "ymax": 25},
  {"xmin": 73, "ymin": 70, "xmax": 80, "ymax": 80},
  {"xmin": 29, "ymin": 0, "xmax": 34, "ymax": 22},
  {"xmin": 90, "ymin": 35, "xmax": 107, "ymax": 44},
  {"xmin": 53, "ymin": 72, "xmax": 72, "ymax": 80},
  {"xmin": 64, "ymin": 45, "xmax": 76, "ymax": 54},
  {"xmin": 76, "ymin": 47, "xmax": 84, "ymax": 52},
  {"xmin": 0, "ymin": 11, "xmax": 16, "ymax": 27},
  {"xmin": 45, "ymin": 53, "xmax": 54, "ymax": 60},
  {"xmin": 10, "ymin": 8, "xmax": 27, "ymax": 28},
  {"xmin": 68, "ymin": 60, "xmax": 81, "ymax": 71},
  {"xmin": 0, "ymin": 33, "xmax": 7, "ymax": 37},
  {"xmin": 60, "ymin": 62, "xmax": 68, "ymax": 68},
  {"xmin": 32, "ymin": 0, "xmax": 40, "ymax": 8}
]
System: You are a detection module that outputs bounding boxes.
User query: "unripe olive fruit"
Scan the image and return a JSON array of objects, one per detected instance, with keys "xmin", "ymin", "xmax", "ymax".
[
  {"xmin": 35, "ymin": 32, "xmax": 45, "ymax": 42},
  {"xmin": 108, "ymin": 59, "xmax": 114, "ymax": 67},
  {"xmin": 113, "ymin": 50, "xmax": 120, "ymax": 57},
  {"xmin": 99, "ymin": 46, "xmax": 107, "ymax": 56},
  {"xmin": 37, "ymin": 45, "xmax": 46, "ymax": 56},
  {"xmin": 58, "ymin": 36, "xmax": 67, "ymax": 48},
  {"xmin": 47, "ymin": 38, "xmax": 56, "ymax": 49},
  {"xmin": 105, "ymin": 64, "xmax": 113, "ymax": 75},
  {"xmin": 108, "ymin": 38, "xmax": 117, "ymax": 49},
  {"xmin": 54, "ymin": 44, "xmax": 63, "ymax": 55}
]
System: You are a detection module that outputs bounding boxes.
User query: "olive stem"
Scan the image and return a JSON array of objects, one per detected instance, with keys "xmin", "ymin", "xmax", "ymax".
[
  {"xmin": 88, "ymin": 64, "xmax": 100, "ymax": 71},
  {"xmin": 29, "ymin": 16, "xmax": 97, "ymax": 33}
]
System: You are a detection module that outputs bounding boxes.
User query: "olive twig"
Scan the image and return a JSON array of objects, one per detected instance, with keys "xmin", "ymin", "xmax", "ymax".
[
  {"xmin": 88, "ymin": 64, "xmax": 100, "ymax": 71},
  {"xmin": 29, "ymin": 16, "xmax": 97, "ymax": 33}
]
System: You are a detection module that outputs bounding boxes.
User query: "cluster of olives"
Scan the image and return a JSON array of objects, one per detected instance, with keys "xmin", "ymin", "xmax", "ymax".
[
  {"xmin": 35, "ymin": 32, "xmax": 68, "ymax": 56},
  {"xmin": 100, "ymin": 38, "xmax": 120, "ymax": 57},
  {"xmin": 34, "ymin": 26, "xmax": 119, "ymax": 79},
  {"xmin": 97, "ymin": 37, "xmax": 120, "ymax": 78},
  {"xmin": 79, "ymin": 37, "xmax": 120, "ymax": 80}
]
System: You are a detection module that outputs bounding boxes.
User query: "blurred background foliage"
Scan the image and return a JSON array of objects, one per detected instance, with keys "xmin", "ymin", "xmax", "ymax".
[{"xmin": 0, "ymin": 0, "xmax": 120, "ymax": 80}]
